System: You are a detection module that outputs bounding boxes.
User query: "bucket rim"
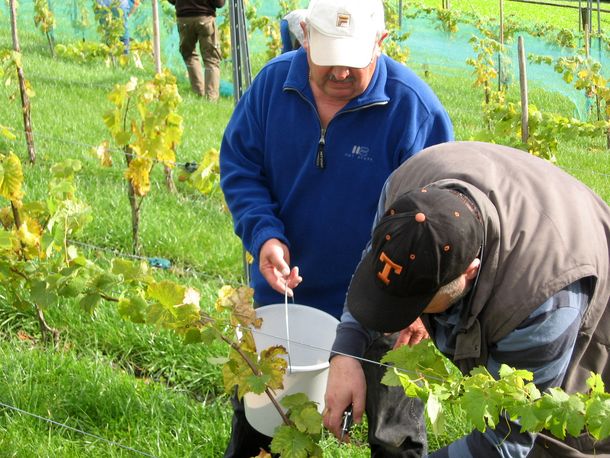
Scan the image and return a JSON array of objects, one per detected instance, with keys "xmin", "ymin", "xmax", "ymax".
[{"xmin": 251, "ymin": 303, "xmax": 338, "ymax": 372}]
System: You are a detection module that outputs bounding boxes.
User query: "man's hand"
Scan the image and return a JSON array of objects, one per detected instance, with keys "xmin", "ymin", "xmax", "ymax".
[
  {"xmin": 323, "ymin": 355, "xmax": 366, "ymax": 443},
  {"xmin": 259, "ymin": 238, "xmax": 302, "ymax": 296},
  {"xmin": 392, "ymin": 318, "xmax": 429, "ymax": 349}
]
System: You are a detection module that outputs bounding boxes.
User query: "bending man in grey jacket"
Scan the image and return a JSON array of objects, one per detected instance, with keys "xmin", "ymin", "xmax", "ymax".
[{"xmin": 327, "ymin": 141, "xmax": 610, "ymax": 457}]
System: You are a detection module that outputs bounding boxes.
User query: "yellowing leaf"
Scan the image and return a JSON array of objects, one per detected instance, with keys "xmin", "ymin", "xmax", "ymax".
[
  {"xmin": 118, "ymin": 295, "xmax": 148, "ymax": 323},
  {"xmin": 92, "ymin": 141, "xmax": 113, "ymax": 167},
  {"xmin": 146, "ymin": 280, "xmax": 201, "ymax": 328},
  {"xmin": 258, "ymin": 345, "xmax": 288, "ymax": 391},
  {"xmin": 215, "ymin": 285, "xmax": 258, "ymax": 327},
  {"xmin": 125, "ymin": 157, "xmax": 153, "ymax": 196},
  {"xmin": 0, "ymin": 124, "xmax": 16, "ymax": 141},
  {"xmin": 0, "ymin": 153, "xmax": 23, "ymax": 203},
  {"xmin": 16, "ymin": 217, "xmax": 43, "ymax": 252},
  {"xmin": 188, "ymin": 148, "xmax": 220, "ymax": 195}
]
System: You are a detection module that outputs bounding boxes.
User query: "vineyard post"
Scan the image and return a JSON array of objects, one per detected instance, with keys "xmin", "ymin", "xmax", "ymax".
[
  {"xmin": 8, "ymin": 0, "xmax": 36, "ymax": 164},
  {"xmin": 152, "ymin": 0, "xmax": 162, "ymax": 73},
  {"xmin": 585, "ymin": 28, "xmax": 590, "ymax": 58},
  {"xmin": 518, "ymin": 36, "xmax": 529, "ymax": 144},
  {"xmin": 580, "ymin": 6, "xmax": 591, "ymax": 38},
  {"xmin": 152, "ymin": 0, "xmax": 176, "ymax": 193},
  {"xmin": 498, "ymin": 0, "xmax": 504, "ymax": 92}
]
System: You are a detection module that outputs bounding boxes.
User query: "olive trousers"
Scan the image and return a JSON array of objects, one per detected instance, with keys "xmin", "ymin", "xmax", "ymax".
[{"xmin": 177, "ymin": 15, "xmax": 221, "ymax": 101}]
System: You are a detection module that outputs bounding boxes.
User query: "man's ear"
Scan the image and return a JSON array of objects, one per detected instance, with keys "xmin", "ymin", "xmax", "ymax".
[
  {"xmin": 300, "ymin": 21, "xmax": 309, "ymax": 49},
  {"xmin": 378, "ymin": 30, "xmax": 389, "ymax": 46},
  {"xmin": 464, "ymin": 258, "xmax": 481, "ymax": 281}
]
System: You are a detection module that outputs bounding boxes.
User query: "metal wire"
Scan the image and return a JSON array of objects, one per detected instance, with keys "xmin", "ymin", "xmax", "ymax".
[{"xmin": 0, "ymin": 401, "xmax": 158, "ymax": 457}]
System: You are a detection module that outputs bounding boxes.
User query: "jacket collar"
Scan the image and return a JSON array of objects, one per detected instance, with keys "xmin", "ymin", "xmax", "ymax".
[{"xmin": 283, "ymin": 48, "xmax": 390, "ymax": 109}]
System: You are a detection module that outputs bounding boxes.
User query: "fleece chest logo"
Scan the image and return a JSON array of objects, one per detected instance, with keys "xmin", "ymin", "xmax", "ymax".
[
  {"xmin": 345, "ymin": 145, "xmax": 373, "ymax": 162},
  {"xmin": 377, "ymin": 252, "xmax": 402, "ymax": 285},
  {"xmin": 336, "ymin": 14, "xmax": 351, "ymax": 28}
]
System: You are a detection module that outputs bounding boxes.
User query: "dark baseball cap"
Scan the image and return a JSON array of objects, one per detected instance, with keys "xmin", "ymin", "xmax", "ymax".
[{"xmin": 347, "ymin": 187, "xmax": 483, "ymax": 333}]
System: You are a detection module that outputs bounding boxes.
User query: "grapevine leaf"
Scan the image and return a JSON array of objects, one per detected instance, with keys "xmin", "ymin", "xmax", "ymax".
[
  {"xmin": 0, "ymin": 152, "xmax": 24, "ymax": 203},
  {"xmin": 118, "ymin": 295, "xmax": 148, "ymax": 323},
  {"xmin": 586, "ymin": 394, "xmax": 610, "ymax": 440},
  {"xmin": 513, "ymin": 402, "xmax": 545, "ymax": 434},
  {"xmin": 292, "ymin": 405, "xmax": 322, "ymax": 435},
  {"xmin": 111, "ymin": 258, "xmax": 151, "ymax": 283},
  {"xmin": 50, "ymin": 159, "xmax": 82, "ymax": 179},
  {"xmin": 222, "ymin": 348, "xmax": 259, "ymax": 398},
  {"xmin": 207, "ymin": 356, "xmax": 229, "ymax": 365},
  {"xmin": 586, "ymin": 372, "xmax": 605, "ymax": 394},
  {"xmin": 258, "ymin": 345, "xmax": 288, "ymax": 391},
  {"xmin": 92, "ymin": 141, "xmax": 113, "ymax": 167},
  {"xmin": 498, "ymin": 364, "xmax": 534, "ymax": 382},
  {"xmin": 89, "ymin": 272, "xmax": 117, "ymax": 291},
  {"xmin": 460, "ymin": 373, "xmax": 500, "ymax": 431},
  {"xmin": 382, "ymin": 339, "xmax": 462, "ymax": 382},
  {"xmin": 0, "ymin": 125, "xmax": 16, "ymax": 140},
  {"xmin": 215, "ymin": 285, "xmax": 259, "ymax": 327},
  {"xmin": 280, "ymin": 393, "xmax": 323, "ymax": 435},
  {"xmin": 426, "ymin": 392, "xmax": 445, "ymax": 435},
  {"xmin": 183, "ymin": 326, "xmax": 216, "ymax": 345},
  {"xmin": 246, "ymin": 372, "xmax": 271, "ymax": 394},
  {"xmin": 57, "ymin": 276, "xmax": 87, "ymax": 298},
  {"xmin": 270, "ymin": 425, "xmax": 322, "ymax": 458},
  {"xmin": 0, "ymin": 230, "xmax": 13, "ymax": 250},
  {"xmin": 187, "ymin": 148, "xmax": 220, "ymax": 195},
  {"xmin": 238, "ymin": 327, "xmax": 257, "ymax": 353},
  {"xmin": 79, "ymin": 293, "xmax": 101, "ymax": 314},
  {"xmin": 535, "ymin": 388, "xmax": 585, "ymax": 439},
  {"xmin": 147, "ymin": 280, "xmax": 188, "ymax": 307},
  {"xmin": 393, "ymin": 369, "xmax": 428, "ymax": 399},
  {"xmin": 30, "ymin": 280, "xmax": 58, "ymax": 308},
  {"xmin": 125, "ymin": 157, "xmax": 152, "ymax": 197}
]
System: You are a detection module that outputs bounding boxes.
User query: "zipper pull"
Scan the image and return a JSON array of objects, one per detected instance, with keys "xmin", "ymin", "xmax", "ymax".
[{"xmin": 316, "ymin": 129, "xmax": 326, "ymax": 169}]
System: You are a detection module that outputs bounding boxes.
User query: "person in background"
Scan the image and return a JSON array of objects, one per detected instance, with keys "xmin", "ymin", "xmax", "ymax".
[
  {"xmin": 280, "ymin": 9, "xmax": 307, "ymax": 53},
  {"xmin": 330, "ymin": 141, "xmax": 610, "ymax": 457},
  {"xmin": 95, "ymin": 0, "xmax": 139, "ymax": 53},
  {"xmin": 219, "ymin": 0, "xmax": 453, "ymax": 455},
  {"xmin": 167, "ymin": 0, "xmax": 225, "ymax": 101}
]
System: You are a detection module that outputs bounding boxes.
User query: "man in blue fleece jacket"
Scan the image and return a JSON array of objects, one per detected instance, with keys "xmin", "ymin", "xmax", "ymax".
[{"xmin": 219, "ymin": 0, "xmax": 453, "ymax": 455}]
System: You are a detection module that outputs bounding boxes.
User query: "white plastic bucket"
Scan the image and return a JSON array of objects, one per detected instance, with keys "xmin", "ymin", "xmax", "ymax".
[{"xmin": 243, "ymin": 303, "xmax": 339, "ymax": 437}]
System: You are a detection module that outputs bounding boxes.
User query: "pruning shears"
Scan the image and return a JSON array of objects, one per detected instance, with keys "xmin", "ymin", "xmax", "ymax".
[{"xmin": 339, "ymin": 405, "xmax": 353, "ymax": 442}]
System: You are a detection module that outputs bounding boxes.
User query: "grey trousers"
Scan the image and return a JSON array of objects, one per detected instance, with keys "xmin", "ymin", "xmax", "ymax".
[{"xmin": 177, "ymin": 15, "xmax": 221, "ymax": 101}]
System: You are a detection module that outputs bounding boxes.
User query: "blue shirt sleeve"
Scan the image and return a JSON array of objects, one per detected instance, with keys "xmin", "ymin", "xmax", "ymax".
[{"xmin": 430, "ymin": 280, "xmax": 590, "ymax": 458}]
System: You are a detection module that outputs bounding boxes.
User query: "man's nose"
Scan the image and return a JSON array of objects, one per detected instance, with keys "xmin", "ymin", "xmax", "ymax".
[{"xmin": 330, "ymin": 67, "xmax": 351, "ymax": 80}]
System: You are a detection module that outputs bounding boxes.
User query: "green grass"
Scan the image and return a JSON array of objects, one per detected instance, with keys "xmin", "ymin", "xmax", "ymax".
[
  {"xmin": 415, "ymin": 0, "xmax": 610, "ymax": 31},
  {"xmin": 0, "ymin": 1, "xmax": 610, "ymax": 456},
  {"xmin": 0, "ymin": 341, "xmax": 232, "ymax": 457}
]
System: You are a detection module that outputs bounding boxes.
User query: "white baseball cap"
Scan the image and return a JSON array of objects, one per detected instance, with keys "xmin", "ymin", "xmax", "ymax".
[{"xmin": 306, "ymin": 0, "xmax": 385, "ymax": 68}]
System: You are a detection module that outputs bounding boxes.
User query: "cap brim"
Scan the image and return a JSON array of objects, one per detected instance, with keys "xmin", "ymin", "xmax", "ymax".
[
  {"xmin": 346, "ymin": 252, "xmax": 433, "ymax": 333},
  {"xmin": 308, "ymin": 27, "xmax": 375, "ymax": 68}
]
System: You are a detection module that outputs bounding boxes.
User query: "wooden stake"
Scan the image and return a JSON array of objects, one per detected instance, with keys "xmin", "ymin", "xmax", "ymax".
[
  {"xmin": 152, "ymin": 0, "xmax": 162, "ymax": 74},
  {"xmin": 498, "ymin": 0, "xmax": 504, "ymax": 91},
  {"xmin": 151, "ymin": 0, "xmax": 175, "ymax": 191},
  {"xmin": 9, "ymin": 0, "xmax": 36, "ymax": 164},
  {"xmin": 518, "ymin": 36, "xmax": 529, "ymax": 144}
]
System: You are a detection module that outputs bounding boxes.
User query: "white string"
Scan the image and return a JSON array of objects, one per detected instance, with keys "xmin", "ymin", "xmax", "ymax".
[
  {"xmin": 246, "ymin": 325, "xmax": 445, "ymax": 383},
  {"xmin": 284, "ymin": 279, "xmax": 292, "ymax": 374}
]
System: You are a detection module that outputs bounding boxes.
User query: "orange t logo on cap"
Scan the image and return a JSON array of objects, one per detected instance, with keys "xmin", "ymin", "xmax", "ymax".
[{"xmin": 377, "ymin": 252, "xmax": 402, "ymax": 285}]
